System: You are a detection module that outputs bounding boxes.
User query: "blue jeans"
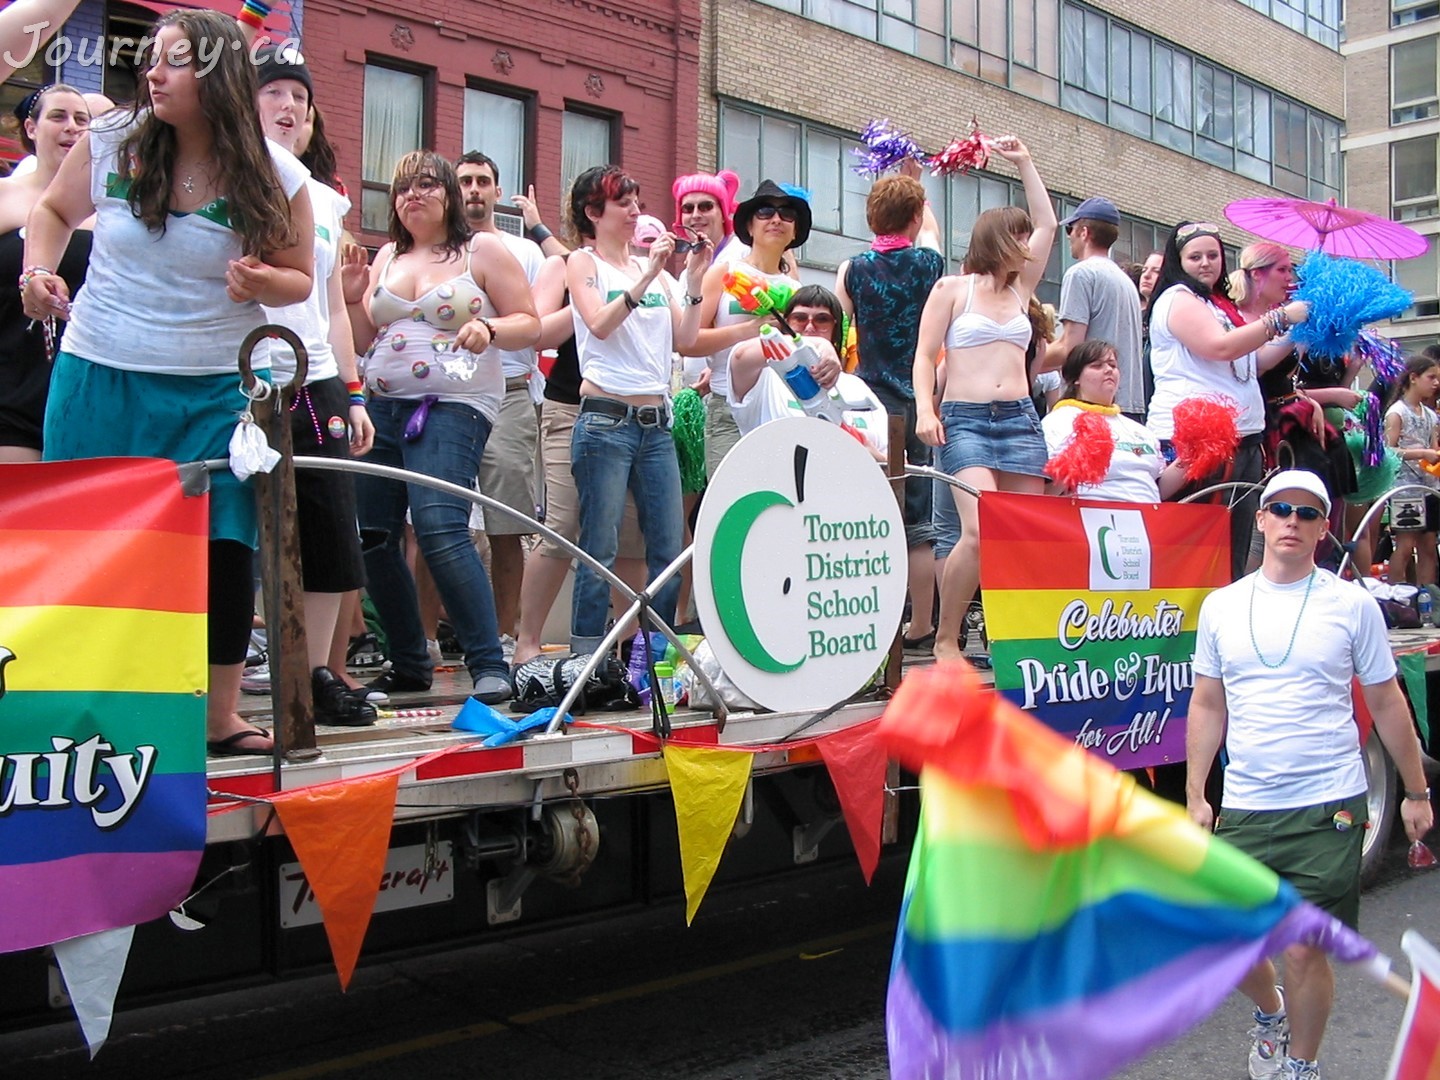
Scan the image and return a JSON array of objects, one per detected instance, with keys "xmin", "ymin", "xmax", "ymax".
[
  {"xmin": 355, "ymin": 398, "xmax": 507, "ymax": 683},
  {"xmin": 570, "ymin": 407, "xmax": 683, "ymax": 653}
]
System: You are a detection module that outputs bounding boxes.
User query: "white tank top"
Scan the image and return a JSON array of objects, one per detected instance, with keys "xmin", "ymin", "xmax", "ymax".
[{"xmin": 572, "ymin": 254, "xmax": 674, "ymax": 396}]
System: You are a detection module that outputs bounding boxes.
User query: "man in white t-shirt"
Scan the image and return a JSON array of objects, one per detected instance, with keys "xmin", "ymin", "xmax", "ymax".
[
  {"xmin": 1187, "ymin": 470, "xmax": 1433, "ymax": 1080},
  {"xmin": 1045, "ymin": 196, "xmax": 1145, "ymax": 422},
  {"xmin": 458, "ymin": 152, "xmax": 545, "ymax": 657}
]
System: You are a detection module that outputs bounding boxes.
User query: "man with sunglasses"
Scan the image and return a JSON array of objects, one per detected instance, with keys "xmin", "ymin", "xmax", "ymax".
[{"xmin": 1186, "ymin": 469, "xmax": 1432, "ymax": 1080}]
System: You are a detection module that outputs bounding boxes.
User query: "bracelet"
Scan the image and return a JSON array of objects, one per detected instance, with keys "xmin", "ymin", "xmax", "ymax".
[
  {"xmin": 622, "ymin": 291, "xmax": 640, "ymax": 311},
  {"xmin": 1405, "ymin": 788, "xmax": 1432, "ymax": 802},
  {"xmin": 527, "ymin": 223, "xmax": 553, "ymax": 244},
  {"xmin": 684, "ymin": 294, "xmax": 703, "ymax": 307},
  {"xmin": 237, "ymin": 0, "xmax": 270, "ymax": 27},
  {"xmin": 477, "ymin": 315, "xmax": 498, "ymax": 345},
  {"xmin": 17, "ymin": 264, "xmax": 53, "ymax": 294},
  {"xmin": 349, "ymin": 393, "xmax": 367, "ymax": 407}
]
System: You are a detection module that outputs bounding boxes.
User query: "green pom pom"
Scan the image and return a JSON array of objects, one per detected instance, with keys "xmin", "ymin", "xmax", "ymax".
[
  {"xmin": 671, "ymin": 388, "xmax": 707, "ymax": 494},
  {"xmin": 1345, "ymin": 430, "xmax": 1401, "ymax": 503}
]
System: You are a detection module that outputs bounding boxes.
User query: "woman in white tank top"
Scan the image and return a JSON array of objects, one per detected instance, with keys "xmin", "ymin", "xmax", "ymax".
[
  {"xmin": 911, "ymin": 135, "xmax": 1057, "ymax": 662},
  {"xmin": 565, "ymin": 165, "xmax": 712, "ymax": 655}
]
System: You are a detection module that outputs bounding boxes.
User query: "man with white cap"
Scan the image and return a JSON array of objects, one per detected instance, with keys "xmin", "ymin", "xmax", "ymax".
[{"xmin": 1186, "ymin": 469, "xmax": 1433, "ymax": 1080}]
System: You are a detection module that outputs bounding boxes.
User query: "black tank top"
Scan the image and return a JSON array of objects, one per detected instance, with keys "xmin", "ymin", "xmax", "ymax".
[
  {"xmin": 0, "ymin": 225, "xmax": 92, "ymax": 366},
  {"xmin": 542, "ymin": 289, "xmax": 583, "ymax": 405}
]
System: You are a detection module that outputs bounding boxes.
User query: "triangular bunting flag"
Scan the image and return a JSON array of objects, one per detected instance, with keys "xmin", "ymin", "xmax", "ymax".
[
  {"xmin": 53, "ymin": 924, "xmax": 135, "ymax": 1058},
  {"xmin": 816, "ymin": 719, "xmax": 887, "ymax": 884},
  {"xmin": 272, "ymin": 772, "xmax": 399, "ymax": 989},
  {"xmin": 663, "ymin": 744, "xmax": 753, "ymax": 924},
  {"xmin": 1399, "ymin": 653, "xmax": 1430, "ymax": 743}
]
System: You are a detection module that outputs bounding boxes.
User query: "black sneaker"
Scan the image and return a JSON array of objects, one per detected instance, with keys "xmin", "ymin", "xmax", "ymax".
[
  {"xmin": 365, "ymin": 669, "xmax": 432, "ymax": 694},
  {"xmin": 313, "ymin": 667, "xmax": 378, "ymax": 727}
]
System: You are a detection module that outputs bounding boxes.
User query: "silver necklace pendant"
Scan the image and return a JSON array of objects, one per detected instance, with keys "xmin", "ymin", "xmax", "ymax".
[{"xmin": 182, "ymin": 173, "xmax": 194, "ymax": 195}]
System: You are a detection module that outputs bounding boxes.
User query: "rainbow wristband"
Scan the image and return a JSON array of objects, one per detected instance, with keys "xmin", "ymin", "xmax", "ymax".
[{"xmin": 237, "ymin": 0, "xmax": 270, "ymax": 28}]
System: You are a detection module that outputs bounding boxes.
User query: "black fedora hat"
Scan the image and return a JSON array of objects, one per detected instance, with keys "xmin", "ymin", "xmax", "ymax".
[{"xmin": 733, "ymin": 180, "xmax": 812, "ymax": 249}]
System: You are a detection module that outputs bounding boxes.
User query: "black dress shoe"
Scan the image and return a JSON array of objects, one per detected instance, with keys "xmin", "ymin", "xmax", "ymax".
[{"xmin": 313, "ymin": 666, "xmax": 378, "ymax": 726}]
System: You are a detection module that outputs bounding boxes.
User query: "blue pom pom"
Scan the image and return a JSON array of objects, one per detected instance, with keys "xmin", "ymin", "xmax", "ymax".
[
  {"xmin": 852, "ymin": 119, "xmax": 927, "ymax": 178},
  {"xmin": 1290, "ymin": 252, "xmax": 1413, "ymax": 357}
]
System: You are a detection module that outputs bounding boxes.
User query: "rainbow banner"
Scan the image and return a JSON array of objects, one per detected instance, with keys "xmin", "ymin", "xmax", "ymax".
[
  {"xmin": 0, "ymin": 459, "xmax": 209, "ymax": 953},
  {"xmin": 978, "ymin": 491, "xmax": 1230, "ymax": 769},
  {"xmin": 880, "ymin": 665, "xmax": 1382, "ymax": 1080},
  {"xmin": 1387, "ymin": 931, "xmax": 1440, "ymax": 1080}
]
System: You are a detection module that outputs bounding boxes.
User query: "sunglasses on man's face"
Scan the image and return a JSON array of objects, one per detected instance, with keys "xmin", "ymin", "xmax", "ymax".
[
  {"xmin": 753, "ymin": 204, "xmax": 799, "ymax": 223},
  {"xmin": 681, "ymin": 199, "xmax": 717, "ymax": 216},
  {"xmin": 1265, "ymin": 502, "xmax": 1325, "ymax": 522}
]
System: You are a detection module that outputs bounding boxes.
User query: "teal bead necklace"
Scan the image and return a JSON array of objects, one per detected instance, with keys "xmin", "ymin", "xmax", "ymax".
[{"xmin": 1249, "ymin": 570, "xmax": 1315, "ymax": 669}]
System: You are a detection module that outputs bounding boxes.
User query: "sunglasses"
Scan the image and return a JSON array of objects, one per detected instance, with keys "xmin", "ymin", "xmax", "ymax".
[
  {"xmin": 669, "ymin": 224, "xmax": 708, "ymax": 254},
  {"xmin": 1265, "ymin": 502, "xmax": 1325, "ymax": 522},
  {"xmin": 753, "ymin": 204, "xmax": 799, "ymax": 223},
  {"xmin": 680, "ymin": 199, "xmax": 717, "ymax": 215},
  {"xmin": 1175, "ymin": 222, "xmax": 1222, "ymax": 241},
  {"xmin": 790, "ymin": 310, "xmax": 835, "ymax": 328}
]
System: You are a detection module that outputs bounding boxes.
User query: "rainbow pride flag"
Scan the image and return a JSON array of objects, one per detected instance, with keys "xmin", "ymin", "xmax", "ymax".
[
  {"xmin": 880, "ymin": 664, "xmax": 1381, "ymax": 1080},
  {"xmin": 0, "ymin": 459, "xmax": 208, "ymax": 953},
  {"xmin": 1387, "ymin": 931, "xmax": 1440, "ymax": 1079},
  {"xmin": 978, "ymin": 491, "xmax": 1229, "ymax": 769}
]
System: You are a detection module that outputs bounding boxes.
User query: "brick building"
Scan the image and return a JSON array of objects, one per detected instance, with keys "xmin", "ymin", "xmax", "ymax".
[
  {"xmin": 1345, "ymin": 0, "xmax": 1440, "ymax": 352},
  {"xmin": 2, "ymin": 0, "xmax": 702, "ymax": 248},
  {"xmin": 697, "ymin": 0, "xmax": 1345, "ymax": 298}
]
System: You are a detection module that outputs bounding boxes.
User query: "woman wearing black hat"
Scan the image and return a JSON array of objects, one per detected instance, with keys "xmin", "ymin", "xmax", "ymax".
[
  {"xmin": 682, "ymin": 179, "xmax": 808, "ymax": 477},
  {"xmin": 0, "ymin": 83, "xmax": 91, "ymax": 461}
]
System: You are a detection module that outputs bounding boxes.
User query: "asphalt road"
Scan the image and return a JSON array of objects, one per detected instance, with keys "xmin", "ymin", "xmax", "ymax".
[{"xmin": 3, "ymin": 835, "xmax": 1438, "ymax": 1080}]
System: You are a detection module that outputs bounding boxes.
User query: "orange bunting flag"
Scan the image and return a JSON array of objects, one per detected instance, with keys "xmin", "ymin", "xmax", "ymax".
[
  {"xmin": 663, "ymin": 744, "xmax": 753, "ymax": 924},
  {"xmin": 272, "ymin": 772, "xmax": 399, "ymax": 989},
  {"xmin": 816, "ymin": 719, "xmax": 887, "ymax": 884}
]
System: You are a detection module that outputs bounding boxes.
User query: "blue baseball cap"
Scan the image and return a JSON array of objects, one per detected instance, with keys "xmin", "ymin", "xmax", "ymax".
[{"xmin": 1061, "ymin": 196, "xmax": 1121, "ymax": 227}]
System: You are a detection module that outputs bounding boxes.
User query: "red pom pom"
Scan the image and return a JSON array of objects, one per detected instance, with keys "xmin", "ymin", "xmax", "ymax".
[
  {"xmin": 1046, "ymin": 410, "xmax": 1114, "ymax": 491},
  {"xmin": 1171, "ymin": 397, "xmax": 1240, "ymax": 483},
  {"xmin": 928, "ymin": 117, "xmax": 990, "ymax": 176}
]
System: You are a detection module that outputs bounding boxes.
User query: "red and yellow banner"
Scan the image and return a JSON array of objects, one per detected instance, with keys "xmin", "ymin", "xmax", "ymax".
[{"xmin": 978, "ymin": 493, "xmax": 1229, "ymax": 770}]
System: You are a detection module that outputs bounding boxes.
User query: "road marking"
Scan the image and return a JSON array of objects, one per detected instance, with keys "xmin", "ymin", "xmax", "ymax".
[{"xmin": 251, "ymin": 921, "xmax": 893, "ymax": 1079}]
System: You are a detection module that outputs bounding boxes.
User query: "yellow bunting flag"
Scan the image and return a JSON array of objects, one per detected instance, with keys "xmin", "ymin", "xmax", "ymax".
[
  {"xmin": 663, "ymin": 744, "xmax": 754, "ymax": 924},
  {"xmin": 272, "ymin": 772, "xmax": 399, "ymax": 990}
]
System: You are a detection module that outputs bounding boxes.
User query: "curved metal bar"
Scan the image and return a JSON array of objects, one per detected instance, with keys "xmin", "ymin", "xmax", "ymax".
[
  {"xmin": 205, "ymin": 456, "xmax": 728, "ymax": 726},
  {"xmin": 1177, "ymin": 480, "xmax": 1262, "ymax": 507},
  {"xmin": 904, "ymin": 464, "xmax": 982, "ymax": 498},
  {"xmin": 1339, "ymin": 483, "xmax": 1436, "ymax": 580}
]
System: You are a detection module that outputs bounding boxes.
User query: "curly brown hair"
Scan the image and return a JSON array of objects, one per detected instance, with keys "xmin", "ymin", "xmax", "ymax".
[{"xmin": 118, "ymin": 10, "xmax": 295, "ymax": 257}]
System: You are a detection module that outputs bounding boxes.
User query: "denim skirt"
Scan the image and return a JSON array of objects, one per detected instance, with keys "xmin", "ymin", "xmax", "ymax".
[{"xmin": 937, "ymin": 398, "xmax": 1047, "ymax": 478}]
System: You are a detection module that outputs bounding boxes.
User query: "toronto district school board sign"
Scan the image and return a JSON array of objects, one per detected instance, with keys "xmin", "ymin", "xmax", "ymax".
[{"xmin": 693, "ymin": 419, "xmax": 908, "ymax": 713}]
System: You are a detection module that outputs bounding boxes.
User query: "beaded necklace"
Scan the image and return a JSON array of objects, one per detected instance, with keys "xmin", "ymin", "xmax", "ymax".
[{"xmin": 1248, "ymin": 570, "xmax": 1315, "ymax": 669}]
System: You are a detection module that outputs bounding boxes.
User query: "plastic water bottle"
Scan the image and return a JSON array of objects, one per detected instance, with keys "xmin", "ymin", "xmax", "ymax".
[
  {"xmin": 652, "ymin": 663, "xmax": 677, "ymax": 714},
  {"xmin": 760, "ymin": 334, "xmax": 846, "ymax": 426},
  {"xmin": 626, "ymin": 629, "xmax": 652, "ymax": 705},
  {"xmin": 1420, "ymin": 589, "xmax": 1433, "ymax": 626}
]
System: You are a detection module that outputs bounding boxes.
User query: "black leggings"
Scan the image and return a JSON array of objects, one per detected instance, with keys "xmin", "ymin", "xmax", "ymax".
[{"xmin": 209, "ymin": 539, "xmax": 254, "ymax": 666}]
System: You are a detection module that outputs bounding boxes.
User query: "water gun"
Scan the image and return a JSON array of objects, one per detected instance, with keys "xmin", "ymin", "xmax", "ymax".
[
  {"xmin": 759, "ymin": 325, "xmax": 847, "ymax": 426},
  {"xmin": 723, "ymin": 267, "xmax": 796, "ymax": 335}
]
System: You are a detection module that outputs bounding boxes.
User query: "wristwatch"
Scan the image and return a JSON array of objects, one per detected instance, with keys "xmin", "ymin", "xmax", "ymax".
[
  {"xmin": 684, "ymin": 293, "xmax": 703, "ymax": 307},
  {"xmin": 1404, "ymin": 788, "xmax": 1432, "ymax": 802}
]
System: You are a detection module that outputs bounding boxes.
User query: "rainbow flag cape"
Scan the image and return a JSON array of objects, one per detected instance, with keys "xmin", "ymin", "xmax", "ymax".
[
  {"xmin": 1387, "ymin": 931, "xmax": 1440, "ymax": 1079},
  {"xmin": 978, "ymin": 491, "xmax": 1229, "ymax": 770},
  {"xmin": 0, "ymin": 459, "xmax": 209, "ymax": 953},
  {"xmin": 880, "ymin": 663, "xmax": 1382, "ymax": 1080}
]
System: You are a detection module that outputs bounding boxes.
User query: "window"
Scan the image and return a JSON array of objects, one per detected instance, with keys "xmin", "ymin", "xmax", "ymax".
[
  {"xmin": 1393, "ymin": 39, "xmax": 1440, "ymax": 124},
  {"xmin": 1395, "ymin": 242, "xmax": 1440, "ymax": 319},
  {"xmin": 463, "ymin": 88, "xmax": 528, "ymax": 203},
  {"xmin": 361, "ymin": 64, "xmax": 426, "ymax": 232},
  {"xmin": 561, "ymin": 109, "xmax": 613, "ymax": 202},
  {"xmin": 0, "ymin": 36, "xmax": 57, "ymax": 162},
  {"xmin": 101, "ymin": 3, "xmax": 155, "ymax": 104},
  {"xmin": 1239, "ymin": 0, "xmax": 1341, "ymax": 46},
  {"xmin": 1394, "ymin": 0, "xmax": 1440, "ymax": 28},
  {"xmin": 1394, "ymin": 137, "xmax": 1440, "ymax": 221}
]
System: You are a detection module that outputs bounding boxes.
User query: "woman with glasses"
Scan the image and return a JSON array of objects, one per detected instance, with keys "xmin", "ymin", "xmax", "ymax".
[
  {"xmin": 913, "ymin": 135, "xmax": 1058, "ymax": 663},
  {"xmin": 343, "ymin": 150, "xmax": 539, "ymax": 705},
  {"xmin": 1145, "ymin": 222, "xmax": 1308, "ymax": 579},
  {"xmin": 565, "ymin": 165, "xmax": 712, "ymax": 656},
  {"xmin": 682, "ymin": 180, "xmax": 806, "ymax": 479},
  {"xmin": 1042, "ymin": 339, "xmax": 1189, "ymax": 503},
  {"xmin": 726, "ymin": 284, "xmax": 889, "ymax": 458}
]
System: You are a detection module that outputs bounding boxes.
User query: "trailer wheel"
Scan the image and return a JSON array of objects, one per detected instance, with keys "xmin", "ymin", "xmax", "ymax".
[{"xmin": 1361, "ymin": 728, "xmax": 1397, "ymax": 887}]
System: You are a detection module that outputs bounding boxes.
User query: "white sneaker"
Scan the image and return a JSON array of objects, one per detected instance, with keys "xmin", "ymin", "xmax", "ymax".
[
  {"xmin": 499, "ymin": 633, "xmax": 516, "ymax": 663},
  {"xmin": 426, "ymin": 638, "xmax": 443, "ymax": 663},
  {"xmin": 1281, "ymin": 1058, "xmax": 1319, "ymax": 1080},
  {"xmin": 240, "ymin": 662, "xmax": 270, "ymax": 695},
  {"xmin": 1248, "ymin": 988, "xmax": 1290, "ymax": 1079}
]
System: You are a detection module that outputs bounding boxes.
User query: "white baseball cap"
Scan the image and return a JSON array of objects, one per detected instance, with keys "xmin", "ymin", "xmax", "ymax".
[{"xmin": 1259, "ymin": 469, "xmax": 1331, "ymax": 516}]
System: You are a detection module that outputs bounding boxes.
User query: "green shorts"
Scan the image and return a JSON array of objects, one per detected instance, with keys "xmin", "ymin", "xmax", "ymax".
[{"xmin": 1216, "ymin": 792, "xmax": 1368, "ymax": 928}]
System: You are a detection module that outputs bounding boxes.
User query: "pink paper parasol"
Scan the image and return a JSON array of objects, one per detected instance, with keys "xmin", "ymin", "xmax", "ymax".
[{"xmin": 1224, "ymin": 197, "xmax": 1430, "ymax": 260}]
